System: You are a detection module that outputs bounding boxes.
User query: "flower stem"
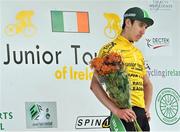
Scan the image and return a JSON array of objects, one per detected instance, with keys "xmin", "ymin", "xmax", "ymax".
[{"xmin": 133, "ymin": 120, "xmax": 142, "ymax": 132}]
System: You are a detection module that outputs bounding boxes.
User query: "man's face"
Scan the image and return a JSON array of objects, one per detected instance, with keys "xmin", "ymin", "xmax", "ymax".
[{"xmin": 128, "ymin": 20, "xmax": 148, "ymax": 42}]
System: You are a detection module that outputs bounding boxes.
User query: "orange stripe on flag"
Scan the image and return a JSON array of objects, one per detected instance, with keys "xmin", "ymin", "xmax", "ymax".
[{"xmin": 77, "ymin": 12, "xmax": 89, "ymax": 32}]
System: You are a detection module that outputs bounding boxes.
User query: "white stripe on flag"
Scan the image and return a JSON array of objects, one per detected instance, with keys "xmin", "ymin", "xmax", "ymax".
[{"xmin": 63, "ymin": 12, "xmax": 77, "ymax": 32}]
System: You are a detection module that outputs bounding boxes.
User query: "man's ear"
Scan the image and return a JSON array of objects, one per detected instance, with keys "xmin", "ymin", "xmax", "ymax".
[{"xmin": 125, "ymin": 18, "xmax": 132, "ymax": 28}]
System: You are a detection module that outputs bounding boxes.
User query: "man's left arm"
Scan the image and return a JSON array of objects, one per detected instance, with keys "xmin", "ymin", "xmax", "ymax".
[{"xmin": 143, "ymin": 74, "xmax": 153, "ymax": 120}]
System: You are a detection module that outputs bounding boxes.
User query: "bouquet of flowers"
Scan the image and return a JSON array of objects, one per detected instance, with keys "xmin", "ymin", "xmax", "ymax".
[{"xmin": 90, "ymin": 52, "xmax": 142, "ymax": 131}]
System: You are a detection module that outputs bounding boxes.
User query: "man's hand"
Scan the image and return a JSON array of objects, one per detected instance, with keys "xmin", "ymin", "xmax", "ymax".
[
  {"xmin": 114, "ymin": 108, "xmax": 136, "ymax": 122},
  {"xmin": 145, "ymin": 109, "xmax": 151, "ymax": 121}
]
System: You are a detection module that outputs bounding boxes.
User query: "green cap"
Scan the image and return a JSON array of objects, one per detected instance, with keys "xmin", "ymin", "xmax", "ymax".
[{"xmin": 124, "ymin": 7, "xmax": 154, "ymax": 27}]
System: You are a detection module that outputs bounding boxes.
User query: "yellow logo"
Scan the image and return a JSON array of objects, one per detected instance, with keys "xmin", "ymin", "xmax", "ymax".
[
  {"xmin": 4, "ymin": 10, "xmax": 36, "ymax": 37},
  {"xmin": 102, "ymin": 116, "xmax": 110, "ymax": 128},
  {"xmin": 104, "ymin": 13, "xmax": 122, "ymax": 39}
]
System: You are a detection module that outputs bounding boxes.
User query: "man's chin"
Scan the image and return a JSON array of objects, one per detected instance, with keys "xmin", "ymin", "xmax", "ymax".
[
  {"xmin": 133, "ymin": 39, "xmax": 139, "ymax": 42},
  {"xmin": 130, "ymin": 38, "xmax": 140, "ymax": 42},
  {"xmin": 134, "ymin": 37, "xmax": 141, "ymax": 42}
]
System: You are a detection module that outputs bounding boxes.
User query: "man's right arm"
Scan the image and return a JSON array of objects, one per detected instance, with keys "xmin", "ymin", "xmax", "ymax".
[{"xmin": 90, "ymin": 74, "xmax": 136, "ymax": 122}]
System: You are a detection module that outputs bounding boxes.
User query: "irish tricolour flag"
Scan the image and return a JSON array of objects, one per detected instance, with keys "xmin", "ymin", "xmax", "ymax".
[{"xmin": 51, "ymin": 11, "xmax": 89, "ymax": 33}]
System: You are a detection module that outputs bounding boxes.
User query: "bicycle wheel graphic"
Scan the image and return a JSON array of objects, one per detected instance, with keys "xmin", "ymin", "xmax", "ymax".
[
  {"xmin": 23, "ymin": 25, "xmax": 36, "ymax": 37},
  {"xmin": 155, "ymin": 88, "xmax": 180, "ymax": 125},
  {"xmin": 4, "ymin": 24, "xmax": 16, "ymax": 36},
  {"xmin": 104, "ymin": 27, "xmax": 117, "ymax": 39},
  {"xmin": 160, "ymin": 94, "xmax": 178, "ymax": 119}
]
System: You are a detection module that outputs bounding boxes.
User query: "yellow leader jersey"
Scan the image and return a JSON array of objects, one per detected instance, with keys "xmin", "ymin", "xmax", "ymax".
[{"xmin": 98, "ymin": 35, "xmax": 146, "ymax": 108}]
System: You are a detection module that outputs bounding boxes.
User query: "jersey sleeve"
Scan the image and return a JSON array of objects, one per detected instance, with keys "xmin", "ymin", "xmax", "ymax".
[
  {"xmin": 98, "ymin": 41, "xmax": 116, "ymax": 57},
  {"xmin": 141, "ymin": 56, "xmax": 147, "ymax": 76}
]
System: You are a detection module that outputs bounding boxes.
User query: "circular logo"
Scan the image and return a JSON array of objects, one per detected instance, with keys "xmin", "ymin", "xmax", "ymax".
[{"xmin": 155, "ymin": 88, "xmax": 180, "ymax": 125}]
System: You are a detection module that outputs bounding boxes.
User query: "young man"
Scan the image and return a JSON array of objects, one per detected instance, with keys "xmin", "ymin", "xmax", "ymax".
[{"xmin": 90, "ymin": 7, "xmax": 153, "ymax": 131}]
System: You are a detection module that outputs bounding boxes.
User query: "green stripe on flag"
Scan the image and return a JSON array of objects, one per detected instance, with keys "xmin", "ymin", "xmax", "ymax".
[
  {"xmin": 51, "ymin": 11, "xmax": 64, "ymax": 32},
  {"xmin": 110, "ymin": 114, "xmax": 126, "ymax": 132}
]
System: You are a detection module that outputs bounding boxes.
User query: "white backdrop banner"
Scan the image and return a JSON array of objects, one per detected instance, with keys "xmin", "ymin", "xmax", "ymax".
[{"xmin": 0, "ymin": 0, "xmax": 179, "ymax": 131}]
